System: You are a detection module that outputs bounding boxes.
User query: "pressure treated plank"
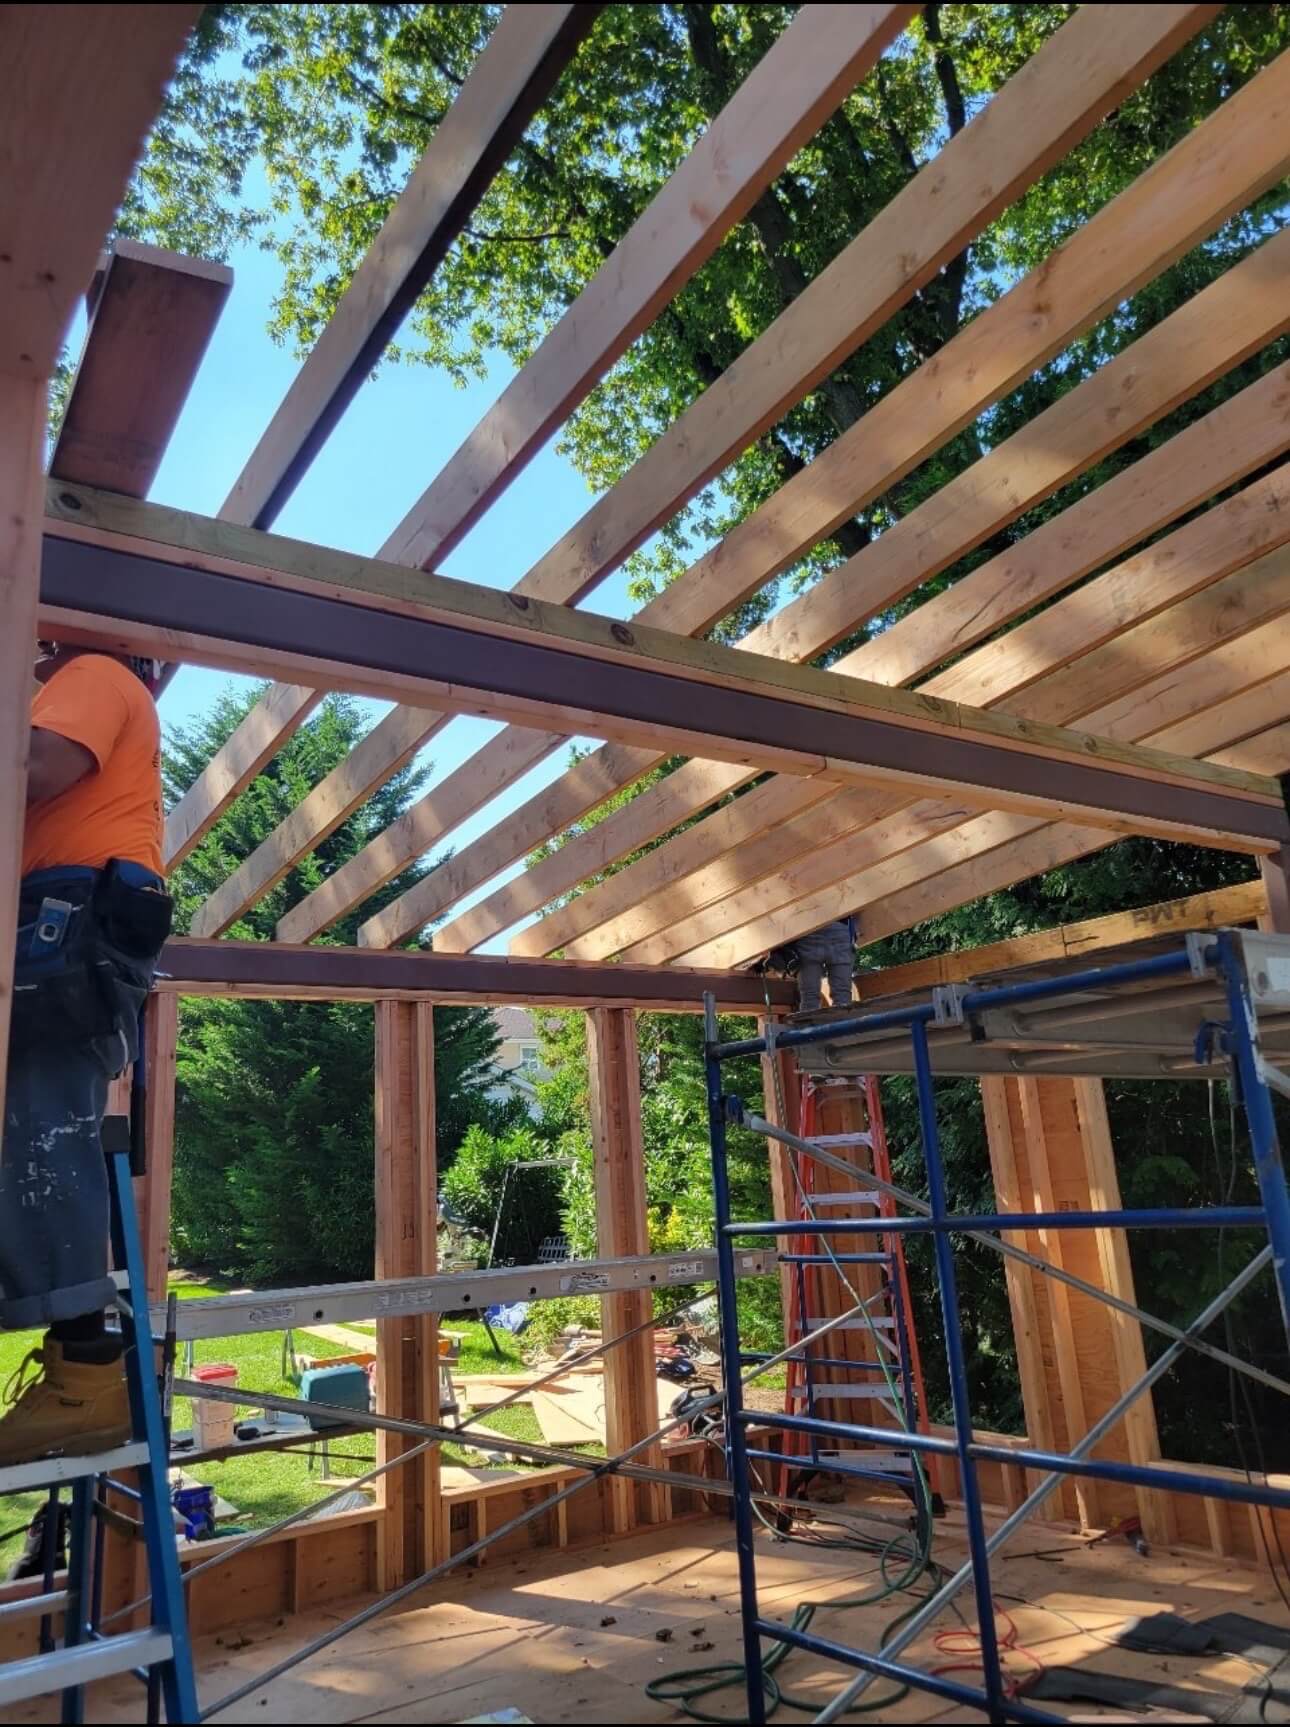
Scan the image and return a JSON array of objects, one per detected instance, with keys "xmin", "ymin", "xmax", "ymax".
[
  {"xmin": 162, "ymin": 4, "xmax": 596, "ymax": 866},
  {"xmin": 0, "ymin": 378, "xmax": 49, "ymax": 1128},
  {"xmin": 860, "ymin": 879, "xmax": 1268, "ymax": 999},
  {"xmin": 176, "ymin": 1, "xmax": 911, "ymax": 905},
  {"xmin": 50, "ymin": 241, "xmax": 232, "ymax": 499},
  {"xmin": 341, "ymin": 3, "xmax": 1223, "ymax": 946},
  {"xmin": 0, "ymin": 5, "xmax": 200, "ymax": 378},
  {"xmin": 507, "ymin": 247, "xmax": 1290, "ymax": 961}
]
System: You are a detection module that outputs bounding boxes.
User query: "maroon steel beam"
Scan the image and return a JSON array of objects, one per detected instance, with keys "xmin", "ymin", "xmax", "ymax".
[
  {"xmin": 40, "ymin": 532, "xmax": 1290, "ymax": 853},
  {"xmin": 158, "ymin": 936, "xmax": 794, "ymax": 1012}
]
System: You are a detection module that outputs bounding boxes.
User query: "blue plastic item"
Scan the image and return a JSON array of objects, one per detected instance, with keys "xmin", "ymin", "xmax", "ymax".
[
  {"xmin": 299, "ymin": 1362, "xmax": 372, "ymax": 1431},
  {"xmin": 171, "ymin": 1482, "xmax": 216, "ymax": 1541}
]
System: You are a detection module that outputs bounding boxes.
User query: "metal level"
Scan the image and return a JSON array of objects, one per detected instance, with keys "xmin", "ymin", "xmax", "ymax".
[
  {"xmin": 157, "ymin": 1248, "xmax": 773, "ymax": 1341},
  {"xmin": 0, "ymin": 1441, "xmax": 148, "ymax": 1498}
]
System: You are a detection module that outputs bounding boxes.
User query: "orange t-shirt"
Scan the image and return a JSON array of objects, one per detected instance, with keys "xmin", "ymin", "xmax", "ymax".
[{"xmin": 22, "ymin": 655, "xmax": 164, "ymax": 878}]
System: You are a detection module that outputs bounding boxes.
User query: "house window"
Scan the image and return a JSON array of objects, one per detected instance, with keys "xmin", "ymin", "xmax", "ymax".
[{"xmin": 519, "ymin": 1044, "xmax": 540, "ymax": 1072}]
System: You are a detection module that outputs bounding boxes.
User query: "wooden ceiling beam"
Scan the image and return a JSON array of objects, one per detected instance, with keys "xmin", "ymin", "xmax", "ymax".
[
  {"xmin": 168, "ymin": 1, "xmax": 912, "ymax": 886},
  {"xmin": 162, "ymin": 2, "xmax": 597, "ymax": 866},
  {"xmin": 303, "ymin": 2, "xmax": 1219, "ymax": 952},
  {"xmin": 490, "ymin": 228, "xmax": 1290, "ymax": 961},
  {"xmin": 679, "ymin": 645, "xmax": 1290, "ymax": 970},
  {"xmin": 524, "ymin": 354, "xmax": 1290, "ymax": 961}
]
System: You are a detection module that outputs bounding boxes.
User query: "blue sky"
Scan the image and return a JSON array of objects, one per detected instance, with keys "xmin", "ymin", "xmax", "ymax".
[{"xmin": 122, "ymin": 222, "xmax": 657, "ymax": 950}]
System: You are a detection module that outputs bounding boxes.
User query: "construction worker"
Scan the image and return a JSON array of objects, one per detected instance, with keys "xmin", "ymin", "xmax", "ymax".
[
  {"xmin": 792, "ymin": 916, "xmax": 857, "ymax": 1014},
  {"xmin": 762, "ymin": 916, "xmax": 857, "ymax": 1014},
  {"xmin": 0, "ymin": 644, "xmax": 171, "ymax": 1464}
]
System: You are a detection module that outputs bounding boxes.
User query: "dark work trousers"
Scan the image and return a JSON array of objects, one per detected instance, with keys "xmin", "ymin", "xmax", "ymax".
[
  {"xmin": 794, "ymin": 921, "xmax": 855, "ymax": 1014},
  {"xmin": 0, "ymin": 866, "xmax": 151, "ymax": 1330}
]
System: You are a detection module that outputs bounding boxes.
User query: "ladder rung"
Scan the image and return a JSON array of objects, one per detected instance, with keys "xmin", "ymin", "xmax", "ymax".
[
  {"xmin": 0, "ymin": 1442, "xmax": 148, "ymax": 1496},
  {"xmin": 0, "ymin": 1589, "xmax": 68, "ymax": 1626},
  {"xmin": 789, "ymin": 1385, "xmax": 900, "ymax": 1403},
  {"xmin": 802, "ymin": 1315, "xmax": 895, "ymax": 1330},
  {"xmin": 0, "ymin": 1629, "xmax": 172, "ymax": 1707},
  {"xmin": 816, "ymin": 1448, "xmax": 914, "ymax": 1475},
  {"xmin": 807, "ymin": 1132, "xmax": 874, "ymax": 1148},
  {"xmin": 806, "ymin": 1191, "xmax": 880, "ymax": 1209}
]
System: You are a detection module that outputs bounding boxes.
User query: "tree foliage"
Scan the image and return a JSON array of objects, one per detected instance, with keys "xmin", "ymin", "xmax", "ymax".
[{"xmin": 168, "ymin": 688, "xmax": 515, "ymax": 1281}]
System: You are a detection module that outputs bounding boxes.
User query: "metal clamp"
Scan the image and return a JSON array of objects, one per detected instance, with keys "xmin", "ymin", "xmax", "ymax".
[{"xmin": 931, "ymin": 983, "xmax": 969, "ymax": 1027}]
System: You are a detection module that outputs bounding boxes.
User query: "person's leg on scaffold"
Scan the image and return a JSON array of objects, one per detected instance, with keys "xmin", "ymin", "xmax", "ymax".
[{"xmin": 0, "ymin": 644, "xmax": 171, "ymax": 1464}]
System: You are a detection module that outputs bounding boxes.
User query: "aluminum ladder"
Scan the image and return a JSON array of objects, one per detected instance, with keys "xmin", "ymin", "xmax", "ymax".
[{"xmin": 0, "ymin": 1119, "xmax": 198, "ymax": 1723}]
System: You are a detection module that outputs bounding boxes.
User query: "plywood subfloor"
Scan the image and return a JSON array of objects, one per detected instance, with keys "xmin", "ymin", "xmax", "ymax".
[{"xmin": 13, "ymin": 1512, "xmax": 1290, "ymax": 1723}]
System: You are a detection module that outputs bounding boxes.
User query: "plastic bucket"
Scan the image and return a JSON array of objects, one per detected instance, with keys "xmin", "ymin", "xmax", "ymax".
[{"xmin": 192, "ymin": 1362, "xmax": 238, "ymax": 1451}]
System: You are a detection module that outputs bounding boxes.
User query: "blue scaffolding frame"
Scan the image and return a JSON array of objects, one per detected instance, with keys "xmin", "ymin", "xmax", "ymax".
[{"xmin": 703, "ymin": 928, "xmax": 1290, "ymax": 1725}]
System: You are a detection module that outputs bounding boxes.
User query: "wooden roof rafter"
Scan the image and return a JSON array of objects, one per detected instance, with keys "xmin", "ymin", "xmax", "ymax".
[
  {"xmin": 262, "ymin": 0, "xmax": 1224, "ymax": 953},
  {"xmin": 167, "ymin": 0, "xmax": 914, "ymax": 893},
  {"xmin": 350, "ymin": 17, "xmax": 1290, "ymax": 956}
]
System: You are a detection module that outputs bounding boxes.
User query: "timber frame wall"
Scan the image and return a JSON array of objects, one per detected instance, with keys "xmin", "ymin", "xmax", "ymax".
[{"xmin": 3, "ymin": 0, "xmax": 1290, "ymax": 1646}]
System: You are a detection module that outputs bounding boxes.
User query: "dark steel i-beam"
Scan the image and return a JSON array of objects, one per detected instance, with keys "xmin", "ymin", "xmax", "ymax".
[{"xmin": 40, "ymin": 534, "xmax": 1290, "ymax": 852}]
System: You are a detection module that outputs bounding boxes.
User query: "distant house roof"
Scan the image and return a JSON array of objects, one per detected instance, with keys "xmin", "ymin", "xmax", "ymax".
[{"xmin": 494, "ymin": 1006, "xmax": 538, "ymax": 1041}]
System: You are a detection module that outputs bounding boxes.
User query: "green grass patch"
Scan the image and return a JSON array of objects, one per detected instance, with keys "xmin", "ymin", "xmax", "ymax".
[{"xmin": 0, "ymin": 1302, "xmax": 596, "ymax": 1575}]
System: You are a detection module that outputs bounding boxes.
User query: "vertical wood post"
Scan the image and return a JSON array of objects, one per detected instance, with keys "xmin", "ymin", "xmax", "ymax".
[
  {"xmin": 137, "ymin": 991, "xmax": 179, "ymax": 1303},
  {"xmin": 757, "ymin": 1017, "xmax": 801, "ymax": 1335},
  {"xmin": 1260, "ymin": 850, "xmax": 1290, "ymax": 934},
  {"xmin": 375, "ymin": 999, "xmax": 441, "ymax": 1589},
  {"xmin": 0, "ymin": 375, "xmax": 45, "ymax": 1102},
  {"xmin": 587, "ymin": 1007, "xmax": 664, "ymax": 1533},
  {"xmin": 982, "ymin": 1075, "xmax": 1174, "ymax": 1541}
]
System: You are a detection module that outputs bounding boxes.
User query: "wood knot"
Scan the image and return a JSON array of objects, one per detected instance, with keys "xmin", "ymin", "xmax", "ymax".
[
  {"xmin": 508, "ymin": 593, "xmax": 530, "ymax": 612},
  {"xmin": 611, "ymin": 622, "xmax": 634, "ymax": 646},
  {"xmin": 57, "ymin": 492, "xmax": 82, "ymax": 511}
]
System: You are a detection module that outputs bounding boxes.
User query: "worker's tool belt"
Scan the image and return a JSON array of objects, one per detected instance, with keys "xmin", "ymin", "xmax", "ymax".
[{"xmin": 10, "ymin": 860, "xmax": 172, "ymax": 1050}]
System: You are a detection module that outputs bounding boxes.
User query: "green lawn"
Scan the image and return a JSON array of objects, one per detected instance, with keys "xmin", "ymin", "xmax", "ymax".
[{"xmin": 0, "ymin": 1300, "xmax": 598, "ymax": 1575}]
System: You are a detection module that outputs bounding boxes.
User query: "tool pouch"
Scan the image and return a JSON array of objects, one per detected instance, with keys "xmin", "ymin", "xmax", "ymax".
[{"xmin": 10, "ymin": 863, "xmax": 172, "ymax": 1054}]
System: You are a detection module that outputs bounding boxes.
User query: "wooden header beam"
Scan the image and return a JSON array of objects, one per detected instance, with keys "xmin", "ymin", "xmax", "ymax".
[
  {"xmin": 39, "ymin": 494, "xmax": 1290, "ymax": 854},
  {"xmin": 155, "ymin": 937, "xmax": 793, "ymax": 1013}
]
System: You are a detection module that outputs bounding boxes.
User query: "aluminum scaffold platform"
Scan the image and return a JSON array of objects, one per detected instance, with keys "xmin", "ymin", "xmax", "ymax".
[{"xmin": 703, "ymin": 927, "xmax": 1290, "ymax": 1725}]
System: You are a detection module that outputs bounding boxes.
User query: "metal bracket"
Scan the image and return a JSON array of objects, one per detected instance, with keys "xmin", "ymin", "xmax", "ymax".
[
  {"xmin": 931, "ymin": 983, "xmax": 969, "ymax": 1027},
  {"xmin": 1184, "ymin": 930, "xmax": 1218, "ymax": 979}
]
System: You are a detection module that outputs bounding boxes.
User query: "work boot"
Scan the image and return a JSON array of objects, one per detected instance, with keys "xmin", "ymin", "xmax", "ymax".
[{"xmin": 0, "ymin": 1338, "xmax": 131, "ymax": 1466}]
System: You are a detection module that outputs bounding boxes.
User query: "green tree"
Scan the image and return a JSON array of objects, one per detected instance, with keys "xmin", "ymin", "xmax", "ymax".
[{"xmin": 168, "ymin": 687, "xmax": 515, "ymax": 1281}]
